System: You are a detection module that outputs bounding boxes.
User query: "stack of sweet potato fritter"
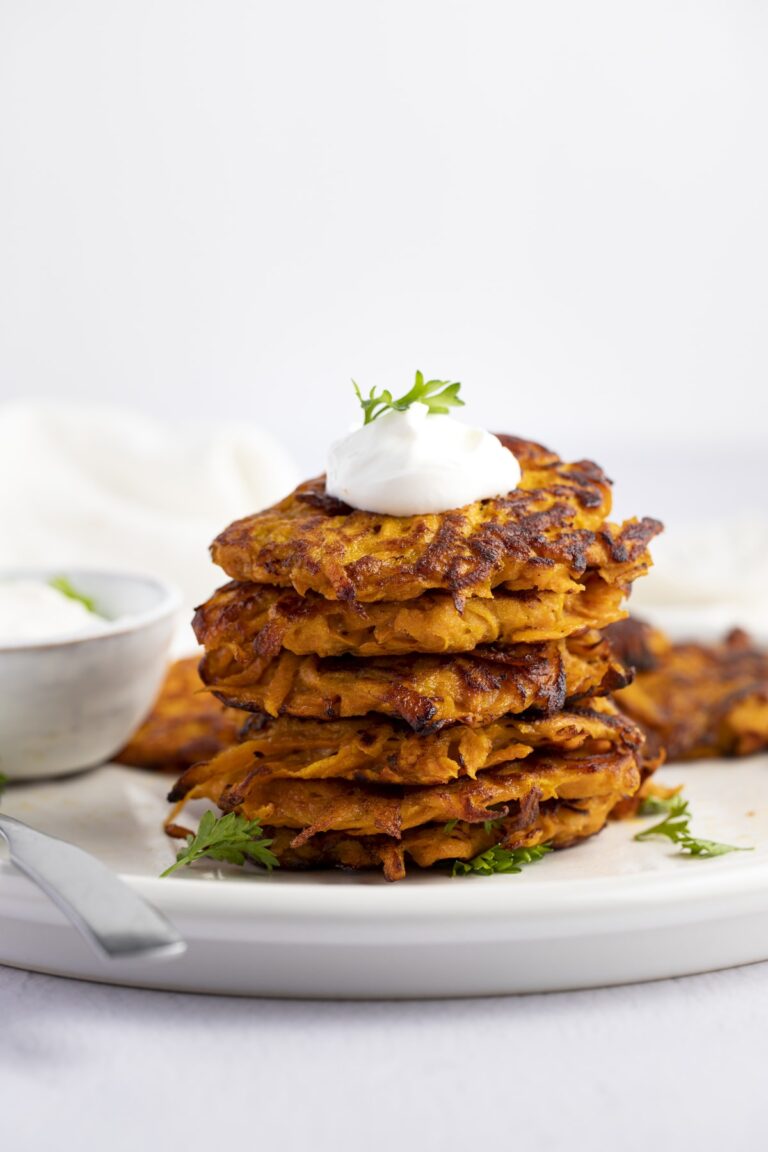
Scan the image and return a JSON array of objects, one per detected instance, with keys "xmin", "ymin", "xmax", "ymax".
[{"xmin": 165, "ymin": 436, "xmax": 662, "ymax": 879}]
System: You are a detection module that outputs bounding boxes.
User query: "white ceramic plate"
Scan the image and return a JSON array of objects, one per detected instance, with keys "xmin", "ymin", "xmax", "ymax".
[{"xmin": 1, "ymin": 758, "xmax": 767, "ymax": 997}]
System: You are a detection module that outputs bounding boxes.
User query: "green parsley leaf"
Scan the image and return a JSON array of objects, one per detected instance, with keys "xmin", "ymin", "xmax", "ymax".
[
  {"xmin": 160, "ymin": 810, "xmax": 279, "ymax": 877},
  {"xmin": 49, "ymin": 576, "xmax": 98, "ymax": 615},
  {"xmin": 681, "ymin": 836, "xmax": 748, "ymax": 859},
  {"xmin": 0, "ymin": 772, "xmax": 7, "ymax": 802},
  {"xmin": 353, "ymin": 370, "xmax": 465, "ymax": 425},
  {"xmin": 636, "ymin": 795, "xmax": 675, "ymax": 817},
  {"xmin": 452, "ymin": 842, "xmax": 552, "ymax": 877},
  {"xmin": 635, "ymin": 793, "xmax": 751, "ymax": 858},
  {"xmin": 636, "ymin": 793, "xmax": 691, "ymax": 831},
  {"xmin": 443, "ymin": 819, "xmax": 458, "ymax": 834}
]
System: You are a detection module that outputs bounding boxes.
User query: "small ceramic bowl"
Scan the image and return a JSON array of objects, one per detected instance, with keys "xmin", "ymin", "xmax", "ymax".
[{"xmin": 0, "ymin": 569, "xmax": 179, "ymax": 781}]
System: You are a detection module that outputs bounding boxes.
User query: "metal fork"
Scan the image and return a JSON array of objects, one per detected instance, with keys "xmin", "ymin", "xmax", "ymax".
[{"xmin": 0, "ymin": 813, "xmax": 186, "ymax": 960}]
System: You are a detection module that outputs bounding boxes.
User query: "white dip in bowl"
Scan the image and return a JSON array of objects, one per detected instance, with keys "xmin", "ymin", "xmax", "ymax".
[{"xmin": 0, "ymin": 569, "xmax": 179, "ymax": 781}]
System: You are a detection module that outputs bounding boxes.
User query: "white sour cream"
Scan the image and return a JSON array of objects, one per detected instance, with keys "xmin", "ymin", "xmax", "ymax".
[
  {"xmin": 0, "ymin": 580, "xmax": 110, "ymax": 644},
  {"xmin": 326, "ymin": 403, "xmax": 521, "ymax": 516}
]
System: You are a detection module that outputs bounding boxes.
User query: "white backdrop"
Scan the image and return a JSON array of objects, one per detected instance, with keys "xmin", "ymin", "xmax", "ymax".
[{"xmin": 1, "ymin": 0, "xmax": 766, "ymax": 479}]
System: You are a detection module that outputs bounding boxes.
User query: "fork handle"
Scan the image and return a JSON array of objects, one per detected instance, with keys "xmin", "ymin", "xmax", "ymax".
[{"xmin": 0, "ymin": 813, "xmax": 185, "ymax": 960}]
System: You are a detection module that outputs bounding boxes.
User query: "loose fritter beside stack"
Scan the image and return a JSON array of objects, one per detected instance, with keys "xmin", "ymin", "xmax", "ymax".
[
  {"xmin": 163, "ymin": 434, "xmax": 661, "ymax": 879},
  {"xmin": 609, "ymin": 618, "xmax": 768, "ymax": 762},
  {"xmin": 116, "ymin": 657, "xmax": 242, "ymax": 773}
]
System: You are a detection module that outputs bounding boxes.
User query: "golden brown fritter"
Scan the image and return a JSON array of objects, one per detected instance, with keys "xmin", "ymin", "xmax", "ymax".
[
  {"xmin": 169, "ymin": 697, "xmax": 640, "ymax": 790},
  {"xmin": 199, "ymin": 630, "xmax": 630, "ymax": 730},
  {"xmin": 167, "ymin": 739, "xmax": 640, "ymax": 881},
  {"xmin": 609, "ymin": 618, "xmax": 768, "ymax": 762},
  {"xmin": 211, "ymin": 435, "xmax": 662, "ymax": 602},
  {"xmin": 193, "ymin": 571, "xmax": 634, "ymax": 664},
  {"xmin": 115, "ymin": 657, "xmax": 242, "ymax": 772}
]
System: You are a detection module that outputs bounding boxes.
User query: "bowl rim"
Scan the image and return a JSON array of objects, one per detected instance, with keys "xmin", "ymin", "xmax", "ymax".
[{"xmin": 0, "ymin": 567, "xmax": 181, "ymax": 653}]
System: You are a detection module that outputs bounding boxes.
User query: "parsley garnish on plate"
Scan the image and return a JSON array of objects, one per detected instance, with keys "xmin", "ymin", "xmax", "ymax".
[
  {"xmin": 160, "ymin": 811, "xmax": 279, "ymax": 877},
  {"xmin": 452, "ymin": 842, "xmax": 552, "ymax": 877},
  {"xmin": 634, "ymin": 793, "xmax": 751, "ymax": 858},
  {"xmin": 353, "ymin": 370, "xmax": 464, "ymax": 425},
  {"xmin": 49, "ymin": 576, "xmax": 98, "ymax": 615}
]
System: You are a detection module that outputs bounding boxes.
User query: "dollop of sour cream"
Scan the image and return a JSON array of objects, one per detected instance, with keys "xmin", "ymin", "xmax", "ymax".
[
  {"xmin": 326, "ymin": 403, "xmax": 521, "ymax": 516},
  {"xmin": 0, "ymin": 580, "xmax": 110, "ymax": 644}
]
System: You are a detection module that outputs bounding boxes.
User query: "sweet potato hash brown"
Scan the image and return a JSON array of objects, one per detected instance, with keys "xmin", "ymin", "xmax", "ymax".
[
  {"xmin": 609, "ymin": 618, "xmax": 768, "ymax": 761},
  {"xmin": 193, "ymin": 572, "xmax": 634, "ymax": 664},
  {"xmin": 262, "ymin": 790, "xmax": 629, "ymax": 880},
  {"xmin": 115, "ymin": 657, "xmax": 241, "ymax": 772},
  {"xmin": 211, "ymin": 435, "xmax": 662, "ymax": 602},
  {"xmin": 198, "ymin": 629, "xmax": 630, "ymax": 729},
  {"xmin": 169, "ymin": 697, "xmax": 641, "ymax": 789}
]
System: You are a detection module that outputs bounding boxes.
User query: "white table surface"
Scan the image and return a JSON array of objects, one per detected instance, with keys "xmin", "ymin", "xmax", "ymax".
[{"xmin": 3, "ymin": 959, "xmax": 767, "ymax": 1151}]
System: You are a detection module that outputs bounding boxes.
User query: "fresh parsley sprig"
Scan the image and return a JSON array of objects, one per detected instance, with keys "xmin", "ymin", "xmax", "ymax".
[
  {"xmin": 353, "ymin": 370, "xmax": 464, "ymax": 425},
  {"xmin": 49, "ymin": 576, "xmax": 98, "ymax": 615},
  {"xmin": 452, "ymin": 842, "xmax": 552, "ymax": 877},
  {"xmin": 161, "ymin": 810, "xmax": 279, "ymax": 877},
  {"xmin": 634, "ymin": 793, "xmax": 750, "ymax": 858},
  {"xmin": 636, "ymin": 795, "xmax": 677, "ymax": 817}
]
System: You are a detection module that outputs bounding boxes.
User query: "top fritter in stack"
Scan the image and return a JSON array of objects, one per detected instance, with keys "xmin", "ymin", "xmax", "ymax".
[{"xmin": 173, "ymin": 435, "xmax": 662, "ymax": 880}]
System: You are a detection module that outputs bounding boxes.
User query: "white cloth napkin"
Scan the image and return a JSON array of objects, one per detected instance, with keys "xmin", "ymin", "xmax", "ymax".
[{"xmin": 0, "ymin": 401, "xmax": 298, "ymax": 650}]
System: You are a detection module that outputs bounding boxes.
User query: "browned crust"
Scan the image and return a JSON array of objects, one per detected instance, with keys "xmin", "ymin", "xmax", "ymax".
[
  {"xmin": 210, "ymin": 435, "xmax": 662, "ymax": 602},
  {"xmin": 197, "ymin": 630, "xmax": 631, "ymax": 730},
  {"xmin": 604, "ymin": 616, "xmax": 671, "ymax": 674}
]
